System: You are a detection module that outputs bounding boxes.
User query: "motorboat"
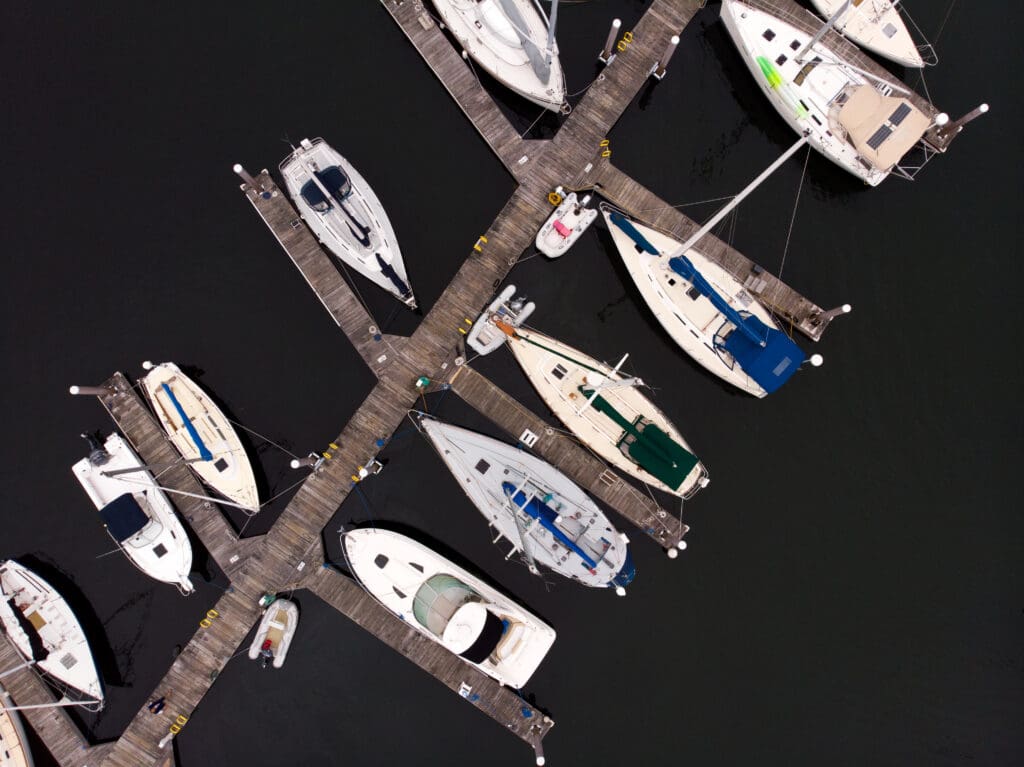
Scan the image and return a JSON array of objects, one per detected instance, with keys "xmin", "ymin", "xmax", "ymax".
[
  {"xmin": 0, "ymin": 683, "xmax": 33, "ymax": 767},
  {"xmin": 419, "ymin": 417, "xmax": 636, "ymax": 593},
  {"xmin": 431, "ymin": 0, "xmax": 567, "ymax": 112},
  {"xmin": 466, "ymin": 284, "xmax": 534, "ymax": 356},
  {"xmin": 602, "ymin": 206, "xmax": 806, "ymax": 397},
  {"xmin": 247, "ymin": 598, "xmax": 298, "ymax": 669},
  {"xmin": 71, "ymin": 433, "xmax": 194, "ymax": 594},
  {"xmin": 139, "ymin": 361, "xmax": 260, "ymax": 512},
  {"xmin": 493, "ymin": 322, "xmax": 709, "ymax": 499},
  {"xmin": 0, "ymin": 561, "xmax": 104, "ymax": 710},
  {"xmin": 808, "ymin": 0, "xmax": 927, "ymax": 68},
  {"xmin": 536, "ymin": 189, "xmax": 598, "ymax": 258},
  {"xmin": 279, "ymin": 137, "xmax": 416, "ymax": 308},
  {"xmin": 720, "ymin": 0, "xmax": 937, "ymax": 185},
  {"xmin": 342, "ymin": 528, "xmax": 555, "ymax": 688}
]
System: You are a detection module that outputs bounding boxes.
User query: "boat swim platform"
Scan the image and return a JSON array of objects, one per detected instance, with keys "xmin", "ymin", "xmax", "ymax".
[{"xmin": 742, "ymin": 0, "xmax": 958, "ymax": 152}]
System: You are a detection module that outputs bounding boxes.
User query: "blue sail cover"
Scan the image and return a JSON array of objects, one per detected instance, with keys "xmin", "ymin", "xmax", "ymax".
[
  {"xmin": 721, "ymin": 314, "xmax": 805, "ymax": 394},
  {"xmin": 160, "ymin": 383, "xmax": 213, "ymax": 461},
  {"xmin": 502, "ymin": 482, "xmax": 598, "ymax": 569},
  {"xmin": 609, "ymin": 212, "xmax": 659, "ymax": 255},
  {"xmin": 100, "ymin": 494, "xmax": 149, "ymax": 541}
]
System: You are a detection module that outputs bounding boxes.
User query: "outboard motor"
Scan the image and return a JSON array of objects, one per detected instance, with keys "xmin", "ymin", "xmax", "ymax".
[
  {"xmin": 82, "ymin": 432, "xmax": 110, "ymax": 467},
  {"xmin": 509, "ymin": 297, "xmax": 527, "ymax": 314}
]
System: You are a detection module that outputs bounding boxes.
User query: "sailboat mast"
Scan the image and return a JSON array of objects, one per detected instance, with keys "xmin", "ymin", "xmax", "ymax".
[
  {"xmin": 796, "ymin": 0, "xmax": 853, "ymax": 63},
  {"xmin": 103, "ymin": 471, "xmax": 260, "ymax": 513},
  {"xmin": 667, "ymin": 133, "xmax": 810, "ymax": 259},
  {"xmin": 545, "ymin": 0, "xmax": 560, "ymax": 65}
]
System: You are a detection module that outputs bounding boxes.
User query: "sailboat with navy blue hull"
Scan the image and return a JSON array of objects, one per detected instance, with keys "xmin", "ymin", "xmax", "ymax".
[
  {"xmin": 419, "ymin": 416, "xmax": 636, "ymax": 594},
  {"xmin": 279, "ymin": 138, "xmax": 416, "ymax": 308},
  {"xmin": 602, "ymin": 205, "xmax": 806, "ymax": 398}
]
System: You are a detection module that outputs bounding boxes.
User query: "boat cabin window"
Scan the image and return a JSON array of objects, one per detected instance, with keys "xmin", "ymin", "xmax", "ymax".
[
  {"xmin": 789, "ymin": 40, "xmax": 800, "ymax": 51},
  {"xmin": 409, "ymin": 562, "xmax": 424, "ymax": 573},
  {"xmin": 686, "ymin": 285, "xmax": 701, "ymax": 301},
  {"xmin": 374, "ymin": 554, "xmax": 389, "ymax": 568},
  {"xmin": 153, "ymin": 543, "xmax": 168, "ymax": 558},
  {"xmin": 762, "ymin": 29, "xmax": 776, "ymax": 41},
  {"xmin": 475, "ymin": 459, "xmax": 491, "ymax": 475},
  {"xmin": 214, "ymin": 458, "xmax": 229, "ymax": 472},
  {"xmin": 392, "ymin": 586, "xmax": 406, "ymax": 599},
  {"xmin": 551, "ymin": 364, "xmax": 567, "ymax": 380},
  {"xmin": 775, "ymin": 54, "xmax": 787, "ymax": 66}
]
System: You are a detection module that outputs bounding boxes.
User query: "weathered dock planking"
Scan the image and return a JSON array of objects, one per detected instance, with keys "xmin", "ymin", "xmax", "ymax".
[
  {"xmin": 95, "ymin": 372, "xmax": 258, "ymax": 575},
  {"xmin": 448, "ymin": 365, "xmax": 689, "ymax": 549}
]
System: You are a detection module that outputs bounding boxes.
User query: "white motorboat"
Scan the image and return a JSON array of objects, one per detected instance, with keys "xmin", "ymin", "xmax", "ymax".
[
  {"xmin": 602, "ymin": 206, "xmax": 806, "ymax": 397},
  {"xmin": 247, "ymin": 598, "xmax": 298, "ymax": 669},
  {"xmin": 431, "ymin": 0, "xmax": 568, "ymax": 112},
  {"xmin": 536, "ymin": 190, "xmax": 598, "ymax": 258},
  {"xmin": 342, "ymin": 528, "xmax": 555, "ymax": 688},
  {"xmin": 279, "ymin": 137, "xmax": 416, "ymax": 308},
  {"xmin": 71, "ymin": 433, "xmax": 194, "ymax": 595},
  {"xmin": 491, "ymin": 322, "xmax": 709, "ymax": 498},
  {"xmin": 140, "ymin": 361, "xmax": 260, "ymax": 512},
  {"xmin": 466, "ymin": 284, "xmax": 534, "ymax": 356},
  {"xmin": 419, "ymin": 417, "xmax": 636, "ymax": 593},
  {"xmin": 0, "ymin": 561, "xmax": 104, "ymax": 710},
  {"xmin": 0, "ymin": 683, "xmax": 33, "ymax": 767},
  {"xmin": 720, "ymin": 0, "xmax": 937, "ymax": 185},
  {"xmin": 809, "ymin": 0, "xmax": 926, "ymax": 68}
]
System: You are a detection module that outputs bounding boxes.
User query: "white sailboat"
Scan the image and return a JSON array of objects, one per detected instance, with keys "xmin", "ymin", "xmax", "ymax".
[
  {"xmin": 431, "ymin": 0, "xmax": 568, "ymax": 112},
  {"xmin": 466, "ymin": 284, "xmax": 535, "ymax": 356},
  {"xmin": 280, "ymin": 137, "xmax": 416, "ymax": 308},
  {"xmin": 342, "ymin": 528, "xmax": 555, "ymax": 688},
  {"xmin": 71, "ymin": 433, "xmax": 195, "ymax": 595},
  {"xmin": 0, "ymin": 684, "xmax": 33, "ymax": 767},
  {"xmin": 720, "ymin": 0, "xmax": 938, "ymax": 185},
  {"xmin": 247, "ymin": 598, "xmax": 298, "ymax": 669},
  {"xmin": 536, "ymin": 189, "xmax": 598, "ymax": 258},
  {"xmin": 808, "ymin": 0, "xmax": 927, "ymax": 68},
  {"xmin": 419, "ymin": 417, "xmax": 636, "ymax": 593},
  {"xmin": 487, "ymin": 319, "xmax": 708, "ymax": 498},
  {"xmin": 601, "ymin": 205, "xmax": 807, "ymax": 397},
  {"xmin": 140, "ymin": 361, "xmax": 260, "ymax": 512},
  {"xmin": 0, "ymin": 561, "xmax": 104, "ymax": 710}
]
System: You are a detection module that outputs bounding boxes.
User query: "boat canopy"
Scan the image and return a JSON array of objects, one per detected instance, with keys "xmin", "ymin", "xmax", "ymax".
[
  {"xmin": 609, "ymin": 212, "xmax": 659, "ymax": 255},
  {"xmin": 720, "ymin": 314, "xmax": 805, "ymax": 394},
  {"xmin": 836, "ymin": 86, "xmax": 931, "ymax": 171},
  {"xmin": 579, "ymin": 390, "xmax": 699, "ymax": 490},
  {"xmin": 502, "ymin": 481, "xmax": 598, "ymax": 569},
  {"xmin": 299, "ymin": 166, "xmax": 351, "ymax": 211},
  {"xmin": 99, "ymin": 494, "xmax": 150, "ymax": 542},
  {"xmin": 412, "ymin": 574, "xmax": 480, "ymax": 637}
]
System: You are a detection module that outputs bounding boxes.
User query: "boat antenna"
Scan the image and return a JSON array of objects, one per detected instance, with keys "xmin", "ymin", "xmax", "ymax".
[{"xmin": 796, "ymin": 0, "xmax": 852, "ymax": 64}]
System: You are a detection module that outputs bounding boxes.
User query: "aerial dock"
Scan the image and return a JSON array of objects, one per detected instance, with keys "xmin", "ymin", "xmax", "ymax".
[{"xmin": 19, "ymin": 1, "xmax": 956, "ymax": 764}]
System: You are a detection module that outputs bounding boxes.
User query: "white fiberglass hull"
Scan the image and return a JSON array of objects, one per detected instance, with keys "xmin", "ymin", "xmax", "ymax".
[
  {"xmin": 0, "ymin": 561, "xmax": 104, "ymax": 709},
  {"xmin": 279, "ymin": 138, "xmax": 415, "ymax": 307},
  {"xmin": 140, "ymin": 362, "xmax": 259, "ymax": 512},
  {"xmin": 431, "ymin": 0, "xmax": 567, "ymax": 112},
  {"xmin": 603, "ymin": 209, "xmax": 778, "ymax": 398},
  {"xmin": 72, "ymin": 434, "xmax": 194, "ymax": 594},
  {"xmin": 809, "ymin": 0, "xmax": 923, "ymax": 68},
  {"xmin": 721, "ymin": 0, "xmax": 925, "ymax": 186},
  {"xmin": 536, "ymin": 193, "xmax": 598, "ymax": 258},
  {"xmin": 0, "ymin": 683, "xmax": 34, "ymax": 767},
  {"xmin": 419, "ymin": 418, "xmax": 635, "ymax": 590},
  {"xmin": 343, "ymin": 528, "xmax": 555, "ymax": 688},
  {"xmin": 247, "ymin": 599, "xmax": 298, "ymax": 669},
  {"xmin": 506, "ymin": 328, "xmax": 708, "ymax": 498}
]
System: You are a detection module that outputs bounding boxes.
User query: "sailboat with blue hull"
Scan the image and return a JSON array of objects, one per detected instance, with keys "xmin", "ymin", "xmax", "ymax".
[
  {"xmin": 419, "ymin": 417, "xmax": 636, "ymax": 593},
  {"xmin": 602, "ymin": 206, "xmax": 807, "ymax": 398}
]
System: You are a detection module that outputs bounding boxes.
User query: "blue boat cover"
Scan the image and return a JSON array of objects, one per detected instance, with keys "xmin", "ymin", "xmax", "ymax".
[
  {"xmin": 721, "ymin": 314, "xmax": 806, "ymax": 394},
  {"xmin": 100, "ymin": 493, "xmax": 150, "ymax": 542},
  {"xmin": 502, "ymin": 482, "xmax": 598, "ymax": 569},
  {"xmin": 160, "ymin": 383, "xmax": 213, "ymax": 462},
  {"xmin": 613, "ymin": 547, "xmax": 636, "ymax": 589},
  {"xmin": 609, "ymin": 212, "xmax": 660, "ymax": 255}
]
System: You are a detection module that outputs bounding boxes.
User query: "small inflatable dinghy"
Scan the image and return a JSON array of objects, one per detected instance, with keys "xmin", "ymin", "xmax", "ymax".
[{"xmin": 248, "ymin": 598, "xmax": 299, "ymax": 669}]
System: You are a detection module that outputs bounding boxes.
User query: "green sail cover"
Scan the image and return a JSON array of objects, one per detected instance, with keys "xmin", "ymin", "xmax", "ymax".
[{"xmin": 580, "ymin": 388, "xmax": 699, "ymax": 490}]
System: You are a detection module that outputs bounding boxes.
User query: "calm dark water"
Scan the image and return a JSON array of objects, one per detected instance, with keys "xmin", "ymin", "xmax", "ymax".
[{"xmin": 2, "ymin": 1, "xmax": 1021, "ymax": 766}]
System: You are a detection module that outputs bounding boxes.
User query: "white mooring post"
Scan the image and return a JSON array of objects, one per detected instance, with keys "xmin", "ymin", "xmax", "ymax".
[
  {"xmin": 233, "ymin": 163, "xmax": 259, "ymax": 189},
  {"xmin": 69, "ymin": 385, "xmax": 110, "ymax": 396},
  {"xmin": 290, "ymin": 455, "xmax": 321, "ymax": 469},
  {"xmin": 935, "ymin": 103, "xmax": 990, "ymax": 142},
  {"xmin": 598, "ymin": 18, "xmax": 621, "ymax": 64},
  {"xmin": 652, "ymin": 35, "xmax": 680, "ymax": 80}
]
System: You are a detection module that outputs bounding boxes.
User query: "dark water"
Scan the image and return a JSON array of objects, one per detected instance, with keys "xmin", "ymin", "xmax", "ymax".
[{"xmin": 2, "ymin": 1, "xmax": 1021, "ymax": 765}]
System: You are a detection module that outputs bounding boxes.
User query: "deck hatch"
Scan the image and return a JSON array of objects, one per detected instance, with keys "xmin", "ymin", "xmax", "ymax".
[{"xmin": 474, "ymin": 459, "xmax": 491, "ymax": 475}]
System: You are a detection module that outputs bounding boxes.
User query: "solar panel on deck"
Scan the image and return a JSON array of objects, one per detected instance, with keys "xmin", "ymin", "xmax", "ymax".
[
  {"xmin": 867, "ymin": 125, "xmax": 893, "ymax": 150},
  {"xmin": 889, "ymin": 103, "xmax": 912, "ymax": 125}
]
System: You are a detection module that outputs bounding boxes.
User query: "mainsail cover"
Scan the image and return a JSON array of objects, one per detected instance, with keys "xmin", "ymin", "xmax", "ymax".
[{"xmin": 497, "ymin": 0, "xmax": 552, "ymax": 83}]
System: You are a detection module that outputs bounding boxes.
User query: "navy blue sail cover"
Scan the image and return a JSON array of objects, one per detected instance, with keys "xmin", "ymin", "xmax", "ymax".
[
  {"xmin": 721, "ymin": 314, "xmax": 806, "ymax": 394},
  {"xmin": 100, "ymin": 494, "xmax": 149, "ymax": 541}
]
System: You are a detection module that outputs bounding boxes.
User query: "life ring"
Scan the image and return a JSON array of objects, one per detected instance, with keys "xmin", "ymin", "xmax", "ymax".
[{"xmin": 547, "ymin": 191, "xmax": 562, "ymax": 206}]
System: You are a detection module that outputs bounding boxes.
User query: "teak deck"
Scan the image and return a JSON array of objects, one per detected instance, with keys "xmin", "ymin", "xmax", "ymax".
[{"xmin": 26, "ymin": 1, "xmax": 958, "ymax": 764}]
